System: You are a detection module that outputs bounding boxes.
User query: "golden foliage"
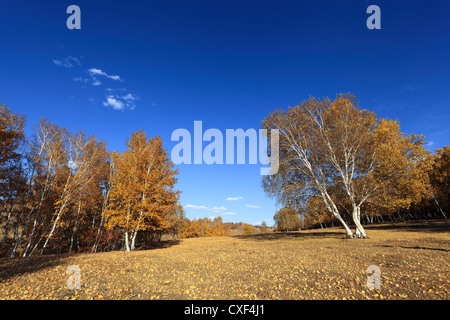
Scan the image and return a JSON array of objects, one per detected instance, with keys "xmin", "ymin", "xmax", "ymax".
[
  {"xmin": 262, "ymin": 94, "xmax": 435, "ymax": 237},
  {"xmin": 178, "ymin": 216, "xmax": 231, "ymax": 238},
  {"xmin": 104, "ymin": 130, "xmax": 180, "ymax": 251}
]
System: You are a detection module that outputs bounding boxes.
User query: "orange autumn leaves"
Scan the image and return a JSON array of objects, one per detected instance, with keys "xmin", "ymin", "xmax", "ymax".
[
  {"xmin": 105, "ymin": 130, "xmax": 180, "ymax": 251},
  {"xmin": 0, "ymin": 104, "xmax": 25, "ymax": 165},
  {"xmin": 263, "ymin": 94, "xmax": 448, "ymax": 236},
  {"xmin": 0, "ymin": 104, "xmax": 181, "ymax": 256}
]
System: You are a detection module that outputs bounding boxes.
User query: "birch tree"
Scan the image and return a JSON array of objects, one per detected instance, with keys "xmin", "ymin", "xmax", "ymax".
[
  {"xmin": 105, "ymin": 130, "xmax": 180, "ymax": 251},
  {"xmin": 274, "ymin": 206, "xmax": 302, "ymax": 231},
  {"xmin": 64, "ymin": 134, "xmax": 109, "ymax": 253},
  {"xmin": 368, "ymin": 119, "xmax": 431, "ymax": 219},
  {"xmin": 262, "ymin": 94, "xmax": 429, "ymax": 238},
  {"xmin": 0, "ymin": 105, "xmax": 26, "ymax": 254},
  {"xmin": 427, "ymin": 146, "xmax": 450, "ymax": 218},
  {"xmin": 22, "ymin": 119, "xmax": 70, "ymax": 256},
  {"xmin": 262, "ymin": 96, "xmax": 358, "ymax": 237}
]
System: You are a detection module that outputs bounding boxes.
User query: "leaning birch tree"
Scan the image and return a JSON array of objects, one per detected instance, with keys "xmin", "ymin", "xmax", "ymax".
[{"xmin": 262, "ymin": 93, "xmax": 429, "ymax": 238}]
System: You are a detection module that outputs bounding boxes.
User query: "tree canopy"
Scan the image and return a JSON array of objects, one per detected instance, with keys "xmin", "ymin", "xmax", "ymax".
[{"xmin": 262, "ymin": 94, "xmax": 435, "ymax": 238}]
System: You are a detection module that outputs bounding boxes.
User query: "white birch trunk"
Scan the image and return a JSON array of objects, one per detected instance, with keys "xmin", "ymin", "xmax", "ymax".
[
  {"xmin": 124, "ymin": 231, "xmax": 131, "ymax": 252},
  {"xmin": 130, "ymin": 230, "xmax": 137, "ymax": 251},
  {"xmin": 353, "ymin": 206, "xmax": 368, "ymax": 238}
]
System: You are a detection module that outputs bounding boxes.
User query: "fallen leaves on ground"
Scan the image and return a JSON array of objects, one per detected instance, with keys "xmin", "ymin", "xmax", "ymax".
[{"xmin": 0, "ymin": 220, "xmax": 448, "ymax": 300}]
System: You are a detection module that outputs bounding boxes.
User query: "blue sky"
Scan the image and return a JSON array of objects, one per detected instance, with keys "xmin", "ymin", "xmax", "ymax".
[{"xmin": 1, "ymin": 0, "xmax": 449, "ymax": 226}]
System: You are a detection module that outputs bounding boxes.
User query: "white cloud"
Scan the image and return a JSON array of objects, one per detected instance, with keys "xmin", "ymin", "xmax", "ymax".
[
  {"xmin": 88, "ymin": 68, "xmax": 122, "ymax": 82},
  {"xmin": 123, "ymin": 93, "xmax": 137, "ymax": 101},
  {"xmin": 185, "ymin": 204, "xmax": 229, "ymax": 214},
  {"xmin": 223, "ymin": 212, "xmax": 237, "ymax": 215},
  {"xmin": 105, "ymin": 87, "xmax": 126, "ymax": 92},
  {"xmin": 69, "ymin": 56, "xmax": 81, "ymax": 66},
  {"xmin": 226, "ymin": 197, "xmax": 243, "ymax": 201},
  {"xmin": 185, "ymin": 204, "xmax": 209, "ymax": 210},
  {"xmin": 53, "ymin": 59, "xmax": 67, "ymax": 67},
  {"xmin": 101, "ymin": 93, "xmax": 139, "ymax": 111},
  {"xmin": 88, "ymin": 68, "xmax": 106, "ymax": 76},
  {"xmin": 73, "ymin": 76, "xmax": 90, "ymax": 83},
  {"xmin": 122, "ymin": 93, "xmax": 139, "ymax": 110},
  {"xmin": 92, "ymin": 78, "xmax": 102, "ymax": 86},
  {"xmin": 103, "ymin": 95, "xmax": 125, "ymax": 111},
  {"xmin": 53, "ymin": 56, "xmax": 81, "ymax": 68},
  {"xmin": 246, "ymin": 204, "xmax": 262, "ymax": 209},
  {"xmin": 53, "ymin": 57, "xmax": 139, "ymax": 111}
]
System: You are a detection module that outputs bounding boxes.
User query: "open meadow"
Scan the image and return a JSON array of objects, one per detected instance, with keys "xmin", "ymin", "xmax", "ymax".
[{"xmin": 0, "ymin": 219, "xmax": 448, "ymax": 300}]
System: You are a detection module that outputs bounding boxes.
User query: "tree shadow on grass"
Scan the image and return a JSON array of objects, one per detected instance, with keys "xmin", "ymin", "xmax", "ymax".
[
  {"xmin": 363, "ymin": 219, "xmax": 450, "ymax": 234},
  {"xmin": 376, "ymin": 244, "xmax": 449, "ymax": 252},
  {"xmin": 135, "ymin": 239, "xmax": 181, "ymax": 251},
  {"xmin": 234, "ymin": 220, "xmax": 449, "ymax": 242},
  {"xmin": 0, "ymin": 240, "xmax": 183, "ymax": 284},
  {"xmin": 234, "ymin": 230, "xmax": 346, "ymax": 241},
  {"xmin": 0, "ymin": 254, "xmax": 68, "ymax": 283}
]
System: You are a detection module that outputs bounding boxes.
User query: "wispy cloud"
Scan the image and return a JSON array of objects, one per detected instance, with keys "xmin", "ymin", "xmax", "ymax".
[
  {"xmin": 400, "ymin": 83, "xmax": 423, "ymax": 94},
  {"xmin": 185, "ymin": 204, "xmax": 209, "ymax": 210},
  {"xmin": 123, "ymin": 93, "xmax": 137, "ymax": 101},
  {"xmin": 92, "ymin": 78, "xmax": 102, "ymax": 86},
  {"xmin": 245, "ymin": 204, "xmax": 262, "ymax": 209},
  {"xmin": 185, "ymin": 204, "xmax": 228, "ymax": 214},
  {"xmin": 226, "ymin": 197, "xmax": 243, "ymax": 201},
  {"xmin": 222, "ymin": 212, "xmax": 237, "ymax": 216},
  {"xmin": 73, "ymin": 76, "xmax": 90, "ymax": 83},
  {"xmin": 122, "ymin": 93, "xmax": 139, "ymax": 110},
  {"xmin": 211, "ymin": 206, "xmax": 227, "ymax": 212},
  {"xmin": 88, "ymin": 68, "xmax": 122, "ymax": 82},
  {"xmin": 86, "ymin": 68, "xmax": 121, "ymax": 87},
  {"xmin": 53, "ymin": 56, "xmax": 81, "ymax": 68},
  {"xmin": 102, "ymin": 93, "xmax": 139, "ymax": 111},
  {"xmin": 53, "ymin": 54, "xmax": 139, "ymax": 111}
]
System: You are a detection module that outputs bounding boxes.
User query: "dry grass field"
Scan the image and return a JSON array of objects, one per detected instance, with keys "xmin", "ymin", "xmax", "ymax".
[{"xmin": 0, "ymin": 219, "xmax": 448, "ymax": 300}]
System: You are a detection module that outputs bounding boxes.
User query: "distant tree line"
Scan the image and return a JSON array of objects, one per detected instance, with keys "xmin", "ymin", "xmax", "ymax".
[
  {"xmin": 263, "ymin": 94, "xmax": 448, "ymax": 236},
  {"xmin": 177, "ymin": 216, "xmax": 231, "ymax": 238}
]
